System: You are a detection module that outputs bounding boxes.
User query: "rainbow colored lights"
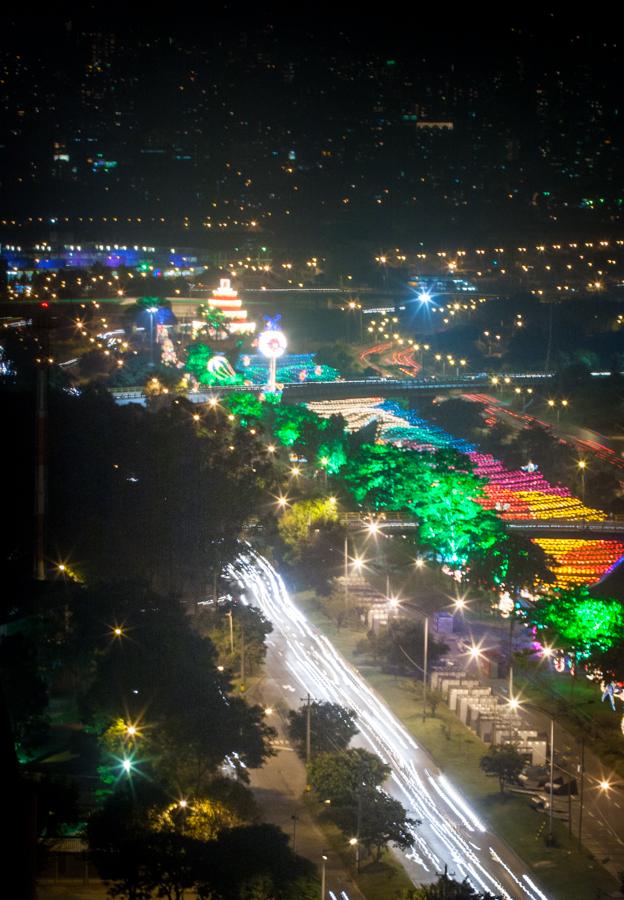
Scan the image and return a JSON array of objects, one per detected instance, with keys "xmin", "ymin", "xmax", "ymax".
[{"xmin": 306, "ymin": 398, "xmax": 624, "ymax": 588}]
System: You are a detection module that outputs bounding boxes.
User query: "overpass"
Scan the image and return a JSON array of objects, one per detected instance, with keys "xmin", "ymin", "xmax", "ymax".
[
  {"xmin": 341, "ymin": 512, "xmax": 624, "ymax": 538},
  {"xmin": 110, "ymin": 372, "xmax": 556, "ymax": 406}
]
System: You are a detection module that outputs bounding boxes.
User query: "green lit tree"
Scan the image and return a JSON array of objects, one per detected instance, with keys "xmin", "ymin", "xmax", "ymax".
[{"xmin": 528, "ymin": 585, "xmax": 624, "ymax": 662}]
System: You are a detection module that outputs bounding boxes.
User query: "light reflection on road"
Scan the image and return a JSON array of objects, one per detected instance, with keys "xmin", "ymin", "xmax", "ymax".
[{"xmin": 228, "ymin": 549, "xmax": 549, "ymax": 900}]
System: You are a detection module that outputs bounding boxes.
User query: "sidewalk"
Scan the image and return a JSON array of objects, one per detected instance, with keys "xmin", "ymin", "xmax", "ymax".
[{"xmin": 247, "ymin": 676, "xmax": 366, "ymax": 900}]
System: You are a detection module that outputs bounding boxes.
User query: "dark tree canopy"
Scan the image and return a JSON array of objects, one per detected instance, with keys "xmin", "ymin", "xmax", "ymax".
[{"xmin": 287, "ymin": 701, "xmax": 358, "ymax": 759}]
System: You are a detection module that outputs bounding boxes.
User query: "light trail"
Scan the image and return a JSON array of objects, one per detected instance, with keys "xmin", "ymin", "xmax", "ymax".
[{"xmin": 227, "ymin": 548, "xmax": 549, "ymax": 900}]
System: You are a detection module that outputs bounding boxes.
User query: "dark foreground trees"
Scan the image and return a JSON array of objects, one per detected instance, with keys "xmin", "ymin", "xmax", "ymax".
[
  {"xmin": 88, "ymin": 785, "xmax": 317, "ymax": 900},
  {"xmin": 400, "ymin": 874, "xmax": 502, "ymax": 898}
]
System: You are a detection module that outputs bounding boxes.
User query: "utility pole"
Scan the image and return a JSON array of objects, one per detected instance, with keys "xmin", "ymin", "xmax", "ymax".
[
  {"xmin": 422, "ymin": 616, "xmax": 429, "ymax": 722},
  {"xmin": 306, "ymin": 693, "xmax": 312, "ymax": 765},
  {"xmin": 435, "ymin": 863, "xmax": 455, "ymax": 899},
  {"xmin": 320, "ymin": 852, "xmax": 327, "ymax": 900},
  {"xmin": 344, "ymin": 535, "xmax": 349, "ymax": 612},
  {"xmin": 34, "ymin": 362, "xmax": 48, "ymax": 581},
  {"xmin": 548, "ymin": 717, "xmax": 555, "ymax": 845},
  {"xmin": 578, "ymin": 736, "xmax": 585, "ymax": 849},
  {"xmin": 240, "ymin": 623, "xmax": 246, "ymax": 691},
  {"xmin": 226, "ymin": 609, "xmax": 234, "ymax": 654}
]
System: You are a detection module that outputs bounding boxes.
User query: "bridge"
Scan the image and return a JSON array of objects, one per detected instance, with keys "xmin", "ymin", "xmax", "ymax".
[
  {"xmin": 111, "ymin": 373, "xmax": 556, "ymax": 407},
  {"xmin": 341, "ymin": 512, "xmax": 624, "ymax": 538}
]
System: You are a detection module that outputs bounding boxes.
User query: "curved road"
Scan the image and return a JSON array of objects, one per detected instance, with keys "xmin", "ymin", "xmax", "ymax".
[{"xmin": 228, "ymin": 549, "xmax": 549, "ymax": 900}]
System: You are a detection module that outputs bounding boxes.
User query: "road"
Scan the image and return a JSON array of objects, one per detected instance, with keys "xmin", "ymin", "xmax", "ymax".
[{"xmin": 228, "ymin": 549, "xmax": 549, "ymax": 900}]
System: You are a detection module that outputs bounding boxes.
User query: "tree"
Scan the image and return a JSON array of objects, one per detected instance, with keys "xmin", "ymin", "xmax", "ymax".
[
  {"xmin": 468, "ymin": 530, "xmax": 553, "ymax": 594},
  {"xmin": 87, "ymin": 782, "xmax": 165, "ymax": 900},
  {"xmin": 150, "ymin": 797, "xmax": 243, "ymax": 841},
  {"xmin": 0, "ymin": 633, "xmax": 50, "ymax": 758},
  {"xmin": 196, "ymin": 824, "xmax": 316, "ymax": 900},
  {"xmin": 306, "ymin": 748, "xmax": 390, "ymax": 805},
  {"xmin": 334, "ymin": 789, "xmax": 417, "ymax": 861},
  {"xmin": 81, "ymin": 596, "xmax": 276, "ymax": 794},
  {"xmin": 287, "ymin": 701, "xmax": 358, "ymax": 759},
  {"xmin": 480, "ymin": 745, "xmax": 525, "ymax": 793},
  {"xmin": 277, "ymin": 498, "xmax": 340, "ymax": 552},
  {"xmin": 528, "ymin": 586, "xmax": 624, "ymax": 662},
  {"xmin": 400, "ymin": 875, "xmax": 501, "ymax": 898},
  {"xmin": 367, "ymin": 621, "xmax": 448, "ymax": 674},
  {"xmin": 341, "ymin": 443, "xmax": 498, "ymax": 566},
  {"xmin": 194, "ymin": 601, "xmax": 273, "ymax": 675}
]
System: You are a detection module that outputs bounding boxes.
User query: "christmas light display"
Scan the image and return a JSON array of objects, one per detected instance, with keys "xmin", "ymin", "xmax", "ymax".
[
  {"xmin": 306, "ymin": 397, "xmax": 624, "ymax": 587},
  {"xmin": 236, "ymin": 353, "xmax": 338, "ymax": 384}
]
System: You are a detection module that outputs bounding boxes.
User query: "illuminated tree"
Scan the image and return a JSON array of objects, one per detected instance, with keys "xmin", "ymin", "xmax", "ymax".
[
  {"xmin": 341, "ymin": 444, "xmax": 498, "ymax": 565},
  {"xmin": 150, "ymin": 798, "xmax": 242, "ymax": 841},
  {"xmin": 528, "ymin": 585, "xmax": 624, "ymax": 660},
  {"xmin": 277, "ymin": 498, "xmax": 340, "ymax": 550},
  {"xmin": 197, "ymin": 303, "xmax": 228, "ymax": 338}
]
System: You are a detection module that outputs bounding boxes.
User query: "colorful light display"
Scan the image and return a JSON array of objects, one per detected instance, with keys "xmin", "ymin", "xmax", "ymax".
[
  {"xmin": 236, "ymin": 353, "xmax": 338, "ymax": 385},
  {"xmin": 306, "ymin": 397, "xmax": 624, "ymax": 587}
]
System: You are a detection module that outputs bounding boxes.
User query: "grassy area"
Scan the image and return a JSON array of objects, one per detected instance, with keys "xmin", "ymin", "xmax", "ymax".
[
  {"xmin": 513, "ymin": 660, "xmax": 624, "ymax": 780},
  {"xmin": 303, "ymin": 795, "xmax": 414, "ymax": 900},
  {"xmin": 295, "ymin": 591, "xmax": 618, "ymax": 900}
]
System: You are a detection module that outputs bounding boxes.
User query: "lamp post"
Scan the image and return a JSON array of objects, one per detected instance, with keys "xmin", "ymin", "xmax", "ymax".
[
  {"xmin": 577, "ymin": 460, "xmax": 587, "ymax": 500},
  {"xmin": 320, "ymin": 852, "xmax": 328, "ymax": 899},
  {"xmin": 225, "ymin": 609, "xmax": 234, "ymax": 654},
  {"xmin": 147, "ymin": 305, "xmax": 158, "ymax": 367},
  {"xmin": 344, "ymin": 534, "xmax": 349, "ymax": 612}
]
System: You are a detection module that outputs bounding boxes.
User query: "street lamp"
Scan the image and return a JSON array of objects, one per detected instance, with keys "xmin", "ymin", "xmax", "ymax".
[
  {"xmin": 577, "ymin": 460, "xmax": 587, "ymax": 500},
  {"xmin": 321, "ymin": 852, "xmax": 328, "ymax": 899},
  {"xmin": 147, "ymin": 305, "xmax": 158, "ymax": 367},
  {"xmin": 349, "ymin": 837, "xmax": 360, "ymax": 872}
]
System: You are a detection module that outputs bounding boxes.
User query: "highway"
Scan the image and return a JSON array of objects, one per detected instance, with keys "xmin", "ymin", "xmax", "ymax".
[{"xmin": 227, "ymin": 548, "xmax": 549, "ymax": 900}]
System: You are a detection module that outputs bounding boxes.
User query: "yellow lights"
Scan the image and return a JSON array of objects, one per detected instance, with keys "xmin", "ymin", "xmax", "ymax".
[
  {"xmin": 414, "ymin": 557, "xmax": 425, "ymax": 569},
  {"xmin": 178, "ymin": 798, "xmax": 189, "ymax": 808},
  {"xmin": 349, "ymin": 837, "xmax": 358, "ymax": 846},
  {"xmin": 58, "ymin": 563, "xmax": 66, "ymax": 572},
  {"xmin": 192, "ymin": 413, "xmax": 200, "ymax": 422},
  {"xmin": 577, "ymin": 460, "xmax": 587, "ymax": 470},
  {"xmin": 275, "ymin": 494, "xmax": 290, "ymax": 509},
  {"xmin": 507, "ymin": 695, "xmax": 522, "ymax": 712},
  {"xmin": 540, "ymin": 644, "xmax": 554, "ymax": 659},
  {"xmin": 597, "ymin": 778, "xmax": 614, "ymax": 793},
  {"xmin": 366, "ymin": 520, "xmax": 380, "ymax": 536},
  {"xmin": 290, "ymin": 465, "xmax": 301, "ymax": 477},
  {"xmin": 112, "ymin": 625, "xmax": 125, "ymax": 638},
  {"xmin": 264, "ymin": 707, "xmax": 274, "ymax": 716},
  {"xmin": 351, "ymin": 556, "xmax": 365, "ymax": 572}
]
